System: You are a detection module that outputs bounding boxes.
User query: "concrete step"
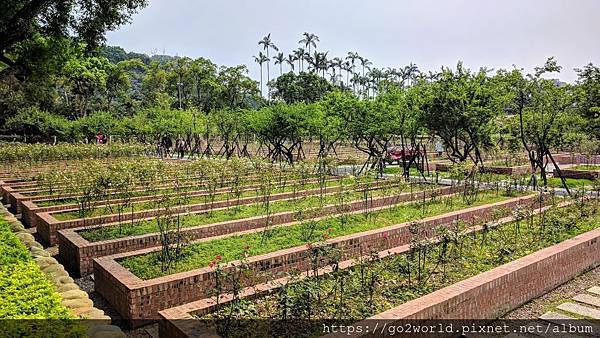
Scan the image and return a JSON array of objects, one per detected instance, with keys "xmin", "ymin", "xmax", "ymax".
[
  {"xmin": 587, "ymin": 286, "xmax": 600, "ymax": 296},
  {"xmin": 557, "ymin": 302, "xmax": 600, "ymax": 319},
  {"xmin": 573, "ymin": 293, "xmax": 600, "ymax": 308}
]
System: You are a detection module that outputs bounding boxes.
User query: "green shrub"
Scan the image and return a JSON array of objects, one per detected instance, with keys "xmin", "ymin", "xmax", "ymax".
[
  {"xmin": 0, "ymin": 220, "xmax": 84, "ymax": 336},
  {"xmin": 3, "ymin": 107, "xmax": 72, "ymax": 142}
]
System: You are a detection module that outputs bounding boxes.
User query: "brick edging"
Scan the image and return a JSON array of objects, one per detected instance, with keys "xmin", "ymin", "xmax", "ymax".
[
  {"xmin": 94, "ymin": 192, "xmax": 543, "ymax": 326},
  {"xmin": 61, "ymin": 184, "xmax": 457, "ymax": 276},
  {"xmin": 157, "ymin": 200, "xmax": 585, "ymax": 338},
  {"xmin": 0, "ymin": 204, "xmax": 124, "ymax": 337}
]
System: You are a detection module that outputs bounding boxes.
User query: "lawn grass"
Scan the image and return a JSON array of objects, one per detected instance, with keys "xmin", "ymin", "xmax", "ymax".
[
  {"xmin": 570, "ymin": 164, "xmax": 600, "ymax": 171},
  {"xmin": 120, "ymin": 189, "xmax": 527, "ymax": 280},
  {"xmin": 199, "ymin": 199, "xmax": 599, "ymax": 336},
  {"xmin": 78, "ymin": 182, "xmax": 428, "ymax": 242}
]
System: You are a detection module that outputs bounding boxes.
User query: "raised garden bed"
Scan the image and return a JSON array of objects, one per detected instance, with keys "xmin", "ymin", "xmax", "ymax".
[
  {"xmin": 157, "ymin": 199, "xmax": 600, "ymax": 337},
  {"xmin": 60, "ymin": 182, "xmax": 445, "ymax": 276},
  {"xmin": 41, "ymin": 177, "xmax": 385, "ymax": 245},
  {"xmin": 93, "ymin": 190, "xmax": 536, "ymax": 325},
  {"xmin": 433, "ymin": 161, "xmax": 530, "ymax": 175},
  {"xmin": 20, "ymin": 176, "xmax": 341, "ymax": 228},
  {"xmin": 554, "ymin": 167, "xmax": 600, "ymax": 180}
]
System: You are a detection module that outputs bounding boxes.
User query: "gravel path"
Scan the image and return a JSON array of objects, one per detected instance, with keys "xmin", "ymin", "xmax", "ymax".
[{"xmin": 502, "ymin": 265, "xmax": 600, "ymax": 319}]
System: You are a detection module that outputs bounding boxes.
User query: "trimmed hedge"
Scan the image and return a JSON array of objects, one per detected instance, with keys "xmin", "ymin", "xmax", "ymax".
[{"xmin": 0, "ymin": 219, "xmax": 84, "ymax": 336}]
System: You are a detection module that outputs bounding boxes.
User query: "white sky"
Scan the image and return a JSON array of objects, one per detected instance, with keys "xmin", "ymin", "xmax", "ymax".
[{"xmin": 106, "ymin": 0, "xmax": 600, "ymax": 83}]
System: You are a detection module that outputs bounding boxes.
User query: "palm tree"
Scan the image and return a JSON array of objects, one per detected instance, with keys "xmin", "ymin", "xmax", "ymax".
[
  {"xmin": 312, "ymin": 51, "xmax": 329, "ymax": 77},
  {"xmin": 359, "ymin": 57, "xmax": 372, "ymax": 77},
  {"xmin": 331, "ymin": 57, "xmax": 344, "ymax": 84},
  {"xmin": 293, "ymin": 48, "xmax": 305, "ymax": 72},
  {"xmin": 367, "ymin": 68, "xmax": 383, "ymax": 97},
  {"xmin": 273, "ymin": 52, "xmax": 285, "ymax": 76},
  {"xmin": 254, "ymin": 52, "xmax": 269, "ymax": 97},
  {"xmin": 258, "ymin": 33, "xmax": 279, "ymax": 98},
  {"xmin": 286, "ymin": 54, "xmax": 296, "ymax": 73},
  {"xmin": 403, "ymin": 62, "xmax": 420, "ymax": 86},
  {"xmin": 346, "ymin": 52, "xmax": 360, "ymax": 75},
  {"xmin": 342, "ymin": 61, "xmax": 352, "ymax": 87},
  {"xmin": 299, "ymin": 32, "xmax": 319, "ymax": 56}
]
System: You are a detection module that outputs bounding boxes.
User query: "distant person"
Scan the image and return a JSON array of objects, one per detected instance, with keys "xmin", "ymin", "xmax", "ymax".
[
  {"xmin": 435, "ymin": 141, "xmax": 444, "ymax": 157},
  {"xmin": 176, "ymin": 136, "xmax": 186, "ymax": 159},
  {"xmin": 96, "ymin": 132, "xmax": 104, "ymax": 145},
  {"xmin": 161, "ymin": 136, "xmax": 173, "ymax": 157}
]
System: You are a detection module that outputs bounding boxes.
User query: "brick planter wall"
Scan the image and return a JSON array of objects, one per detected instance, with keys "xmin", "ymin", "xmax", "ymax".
[
  {"xmin": 60, "ymin": 184, "xmax": 456, "ymax": 276},
  {"xmin": 434, "ymin": 162, "xmax": 530, "ymax": 175},
  {"xmin": 93, "ymin": 193, "xmax": 542, "ymax": 326},
  {"xmin": 6, "ymin": 172, "xmax": 283, "ymax": 214},
  {"xmin": 482, "ymin": 164, "xmax": 530, "ymax": 175},
  {"xmin": 42, "ymin": 178, "xmax": 401, "ymax": 246},
  {"xmin": 553, "ymin": 153, "xmax": 600, "ymax": 165},
  {"xmin": 157, "ymin": 217, "xmax": 598, "ymax": 338},
  {"xmin": 555, "ymin": 168, "xmax": 600, "ymax": 180},
  {"xmin": 353, "ymin": 227, "xmax": 600, "ymax": 324}
]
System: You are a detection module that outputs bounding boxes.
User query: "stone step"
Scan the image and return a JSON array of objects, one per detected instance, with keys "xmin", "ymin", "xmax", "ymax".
[
  {"xmin": 573, "ymin": 293, "xmax": 600, "ymax": 308},
  {"xmin": 540, "ymin": 311, "xmax": 575, "ymax": 320},
  {"xmin": 557, "ymin": 302, "xmax": 600, "ymax": 319},
  {"xmin": 587, "ymin": 286, "xmax": 600, "ymax": 296},
  {"xmin": 540, "ymin": 311, "xmax": 600, "ymax": 335}
]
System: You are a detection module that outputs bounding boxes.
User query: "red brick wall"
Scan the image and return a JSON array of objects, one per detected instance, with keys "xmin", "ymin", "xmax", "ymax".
[
  {"xmin": 359, "ymin": 227, "xmax": 600, "ymax": 322},
  {"xmin": 555, "ymin": 169, "xmax": 600, "ymax": 180},
  {"xmin": 61, "ymin": 185, "xmax": 459, "ymax": 276},
  {"xmin": 158, "ymin": 225, "xmax": 600, "ymax": 338},
  {"xmin": 39, "ymin": 178, "xmax": 345, "ymax": 245},
  {"xmin": 93, "ymin": 194, "xmax": 543, "ymax": 325}
]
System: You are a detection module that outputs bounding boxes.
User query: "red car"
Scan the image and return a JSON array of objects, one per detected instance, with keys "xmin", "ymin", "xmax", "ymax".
[{"xmin": 386, "ymin": 147, "xmax": 422, "ymax": 164}]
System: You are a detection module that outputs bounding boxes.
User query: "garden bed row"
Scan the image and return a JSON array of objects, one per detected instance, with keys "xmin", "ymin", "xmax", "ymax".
[
  {"xmin": 58, "ymin": 179, "xmax": 417, "ymax": 275},
  {"xmin": 93, "ymin": 190, "xmax": 540, "ymax": 326},
  {"xmin": 42, "ymin": 176, "xmax": 380, "ymax": 246},
  {"xmin": 21, "ymin": 175, "xmax": 342, "ymax": 228},
  {"xmin": 433, "ymin": 161, "xmax": 530, "ymax": 175},
  {"xmin": 555, "ymin": 167, "xmax": 600, "ymax": 180},
  {"xmin": 158, "ymin": 199, "xmax": 599, "ymax": 337}
]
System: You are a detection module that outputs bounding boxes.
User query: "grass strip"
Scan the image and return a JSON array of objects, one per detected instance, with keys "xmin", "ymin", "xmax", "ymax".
[
  {"xmin": 121, "ymin": 189, "xmax": 525, "ymax": 280},
  {"xmin": 79, "ymin": 182, "xmax": 427, "ymax": 242}
]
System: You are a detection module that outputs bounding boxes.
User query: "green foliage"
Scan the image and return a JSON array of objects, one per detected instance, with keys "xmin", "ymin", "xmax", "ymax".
[
  {"xmin": 420, "ymin": 62, "xmax": 500, "ymax": 164},
  {"xmin": 574, "ymin": 64, "xmax": 600, "ymax": 139},
  {"xmin": 0, "ymin": 221, "xmax": 61, "ymax": 316},
  {"xmin": 269, "ymin": 71, "xmax": 333, "ymax": 103},
  {"xmin": 201, "ymin": 200, "xmax": 599, "ymax": 331},
  {"xmin": 121, "ymin": 189, "xmax": 520, "ymax": 279},
  {"xmin": 0, "ymin": 143, "xmax": 149, "ymax": 162},
  {"xmin": 4, "ymin": 107, "xmax": 71, "ymax": 141}
]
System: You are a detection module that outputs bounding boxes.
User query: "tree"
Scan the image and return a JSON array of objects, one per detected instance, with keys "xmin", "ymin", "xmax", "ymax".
[
  {"xmin": 254, "ymin": 52, "xmax": 269, "ymax": 97},
  {"xmin": 63, "ymin": 56, "xmax": 112, "ymax": 117},
  {"xmin": 258, "ymin": 33, "xmax": 278, "ymax": 99},
  {"xmin": 0, "ymin": 0, "xmax": 148, "ymax": 79},
  {"xmin": 574, "ymin": 63, "xmax": 600, "ymax": 139},
  {"xmin": 500, "ymin": 58, "xmax": 580, "ymax": 192},
  {"xmin": 421, "ymin": 62, "xmax": 500, "ymax": 166},
  {"xmin": 141, "ymin": 61, "xmax": 172, "ymax": 109},
  {"xmin": 285, "ymin": 54, "xmax": 296, "ymax": 74},
  {"xmin": 273, "ymin": 52, "xmax": 285, "ymax": 76},
  {"xmin": 269, "ymin": 72, "xmax": 333, "ymax": 104},
  {"xmin": 299, "ymin": 32, "xmax": 319, "ymax": 56}
]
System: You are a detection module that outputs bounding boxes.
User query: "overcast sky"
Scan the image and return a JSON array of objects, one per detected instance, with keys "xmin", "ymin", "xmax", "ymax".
[{"xmin": 106, "ymin": 0, "xmax": 600, "ymax": 83}]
